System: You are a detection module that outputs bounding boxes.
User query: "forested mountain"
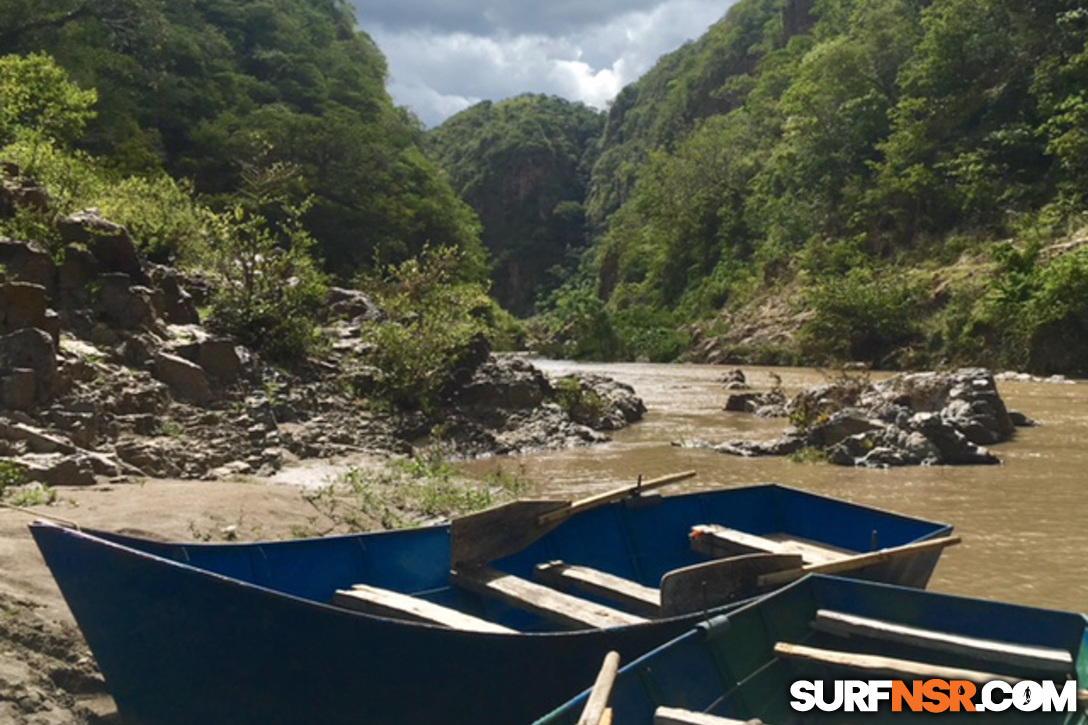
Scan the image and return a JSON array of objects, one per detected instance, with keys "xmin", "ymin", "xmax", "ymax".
[
  {"xmin": 427, "ymin": 95, "xmax": 603, "ymax": 314},
  {"xmin": 0, "ymin": 0, "xmax": 482, "ymax": 273},
  {"xmin": 535, "ymin": 0, "xmax": 1088, "ymax": 373}
]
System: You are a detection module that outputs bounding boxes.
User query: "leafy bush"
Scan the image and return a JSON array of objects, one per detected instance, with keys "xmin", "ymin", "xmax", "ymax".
[
  {"xmin": 0, "ymin": 53, "xmax": 96, "ymax": 148},
  {"xmin": 969, "ymin": 240, "xmax": 1088, "ymax": 374},
  {"xmin": 357, "ymin": 246, "xmax": 494, "ymax": 410},
  {"xmin": 799, "ymin": 267, "xmax": 925, "ymax": 366},
  {"xmin": 201, "ymin": 162, "xmax": 328, "ymax": 362},
  {"xmin": 0, "ymin": 137, "xmax": 209, "ymax": 262},
  {"xmin": 0, "ymin": 460, "xmax": 26, "ymax": 492},
  {"xmin": 554, "ymin": 377, "xmax": 605, "ymax": 427}
]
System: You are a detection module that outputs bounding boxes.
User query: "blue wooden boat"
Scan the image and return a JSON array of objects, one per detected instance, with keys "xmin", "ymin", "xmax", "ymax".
[
  {"xmin": 536, "ymin": 575, "xmax": 1088, "ymax": 725},
  {"xmin": 30, "ymin": 483, "xmax": 954, "ymax": 725}
]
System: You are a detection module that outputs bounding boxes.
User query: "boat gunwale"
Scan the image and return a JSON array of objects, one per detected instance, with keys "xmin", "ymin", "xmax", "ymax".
[
  {"xmin": 27, "ymin": 483, "xmax": 954, "ymax": 638},
  {"xmin": 533, "ymin": 574, "xmax": 1088, "ymax": 724}
]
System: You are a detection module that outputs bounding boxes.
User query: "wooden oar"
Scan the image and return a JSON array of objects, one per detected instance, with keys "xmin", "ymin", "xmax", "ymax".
[
  {"xmin": 756, "ymin": 535, "xmax": 961, "ymax": 588},
  {"xmin": 451, "ymin": 470, "xmax": 697, "ymax": 566},
  {"xmin": 577, "ymin": 651, "xmax": 620, "ymax": 725},
  {"xmin": 659, "ymin": 536, "xmax": 960, "ymax": 615}
]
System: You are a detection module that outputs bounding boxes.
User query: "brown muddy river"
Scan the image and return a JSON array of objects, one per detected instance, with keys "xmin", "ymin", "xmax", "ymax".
[{"xmin": 462, "ymin": 360, "xmax": 1088, "ymax": 613}]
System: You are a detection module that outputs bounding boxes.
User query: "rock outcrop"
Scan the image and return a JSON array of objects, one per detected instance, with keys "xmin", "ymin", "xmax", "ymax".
[{"xmin": 713, "ymin": 369, "xmax": 1026, "ymax": 467}]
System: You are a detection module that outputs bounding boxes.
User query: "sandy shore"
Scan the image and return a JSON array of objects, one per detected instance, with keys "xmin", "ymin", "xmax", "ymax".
[{"xmin": 0, "ymin": 475, "xmax": 354, "ymax": 724}]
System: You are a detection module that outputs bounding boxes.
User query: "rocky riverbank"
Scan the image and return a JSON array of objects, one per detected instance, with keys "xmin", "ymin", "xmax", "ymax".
[{"xmin": 0, "ymin": 205, "xmax": 644, "ymax": 490}]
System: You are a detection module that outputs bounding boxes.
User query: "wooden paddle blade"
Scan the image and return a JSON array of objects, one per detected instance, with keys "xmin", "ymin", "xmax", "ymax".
[
  {"xmin": 451, "ymin": 500, "xmax": 569, "ymax": 567},
  {"xmin": 659, "ymin": 553, "xmax": 803, "ymax": 616}
]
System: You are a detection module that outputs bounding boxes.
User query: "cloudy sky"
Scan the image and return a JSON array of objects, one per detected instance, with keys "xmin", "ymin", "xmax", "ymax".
[{"xmin": 351, "ymin": 0, "xmax": 736, "ymax": 127}]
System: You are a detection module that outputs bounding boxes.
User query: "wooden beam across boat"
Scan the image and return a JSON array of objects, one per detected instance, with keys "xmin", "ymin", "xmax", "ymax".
[
  {"xmin": 655, "ymin": 707, "xmax": 768, "ymax": 725},
  {"xmin": 812, "ymin": 609, "xmax": 1074, "ymax": 675},
  {"xmin": 452, "ymin": 565, "xmax": 649, "ymax": 630},
  {"xmin": 773, "ymin": 642, "xmax": 1022, "ymax": 685},
  {"xmin": 690, "ymin": 525, "xmax": 841, "ymax": 564},
  {"xmin": 534, "ymin": 561, "xmax": 661, "ymax": 617},
  {"xmin": 332, "ymin": 585, "xmax": 516, "ymax": 634}
]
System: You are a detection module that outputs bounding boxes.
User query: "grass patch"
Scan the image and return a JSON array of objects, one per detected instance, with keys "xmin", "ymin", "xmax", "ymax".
[{"xmin": 297, "ymin": 452, "xmax": 531, "ymax": 536}]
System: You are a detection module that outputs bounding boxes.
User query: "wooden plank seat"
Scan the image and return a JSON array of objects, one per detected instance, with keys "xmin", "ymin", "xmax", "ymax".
[
  {"xmin": 774, "ymin": 642, "xmax": 1025, "ymax": 685},
  {"xmin": 452, "ymin": 565, "xmax": 649, "ymax": 630},
  {"xmin": 534, "ymin": 561, "xmax": 661, "ymax": 617},
  {"xmin": 811, "ymin": 609, "xmax": 1074, "ymax": 675},
  {"xmin": 332, "ymin": 584, "xmax": 516, "ymax": 634},
  {"xmin": 655, "ymin": 707, "xmax": 768, "ymax": 725},
  {"xmin": 690, "ymin": 525, "xmax": 848, "ymax": 565}
]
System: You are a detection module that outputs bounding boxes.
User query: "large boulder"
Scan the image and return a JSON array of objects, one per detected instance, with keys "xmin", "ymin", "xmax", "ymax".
[
  {"xmin": 0, "ymin": 240, "xmax": 56, "ymax": 293},
  {"xmin": 0, "ymin": 328, "xmax": 57, "ymax": 404},
  {"xmin": 149, "ymin": 265, "xmax": 200, "ymax": 325},
  {"xmin": 94, "ymin": 273, "xmax": 160, "ymax": 330},
  {"xmin": 555, "ymin": 373, "xmax": 646, "ymax": 430},
  {"xmin": 1, "ymin": 368, "xmax": 37, "ymax": 411},
  {"xmin": 58, "ymin": 211, "xmax": 147, "ymax": 283},
  {"xmin": 323, "ymin": 287, "xmax": 383, "ymax": 322},
  {"xmin": 457, "ymin": 356, "xmax": 551, "ymax": 409},
  {"xmin": 152, "ymin": 352, "xmax": 213, "ymax": 405},
  {"xmin": 718, "ymin": 368, "xmax": 1017, "ymax": 468},
  {"xmin": 0, "ymin": 281, "xmax": 49, "ymax": 333},
  {"xmin": 57, "ymin": 246, "xmax": 100, "ymax": 303},
  {"xmin": 15, "ymin": 453, "xmax": 96, "ymax": 487}
]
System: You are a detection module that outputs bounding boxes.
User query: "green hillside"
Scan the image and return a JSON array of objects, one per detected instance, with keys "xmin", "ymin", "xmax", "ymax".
[
  {"xmin": 428, "ymin": 95, "xmax": 604, "ymax": 314},
  {"xmin": 1, "ymin": 0, "xmax": 482, "ymax": 274},
  {"xmin": 537, "ymin": 0, "xmax": 1088, "ymax": 373}
]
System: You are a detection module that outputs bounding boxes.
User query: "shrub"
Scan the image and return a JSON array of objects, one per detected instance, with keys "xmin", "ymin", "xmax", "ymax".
[
  {"xmin": 200, "ymin": 162, "xmax": 328, "ymax": 362},
  {"xmin": 799, "ymin": 267, "xmax": 924, "ymax": 366},
  {"xmin": 357, "ymin": 246, "xmax": 494, "ymax": 410},
  {"xmin": 554, "ymin": 377, "xmax": 605, "ymax": 427},
  {"xmin": 0, "ymin": 53, "xmax": 97, "ymax": 149}
]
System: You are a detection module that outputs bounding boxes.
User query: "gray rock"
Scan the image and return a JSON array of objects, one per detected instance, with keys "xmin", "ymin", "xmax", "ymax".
[
  {"xmin": 94, "ymin": 274, "xmax": 159, "ymax": 330},
  {"xmin": 0, "ymin": 240, "xmax": 56, "ymax": 294},
  {"xmin": 16, "ymin": 453, "xmax": 96, "ymax": 487},
  {"xmin": 58, "ymin": 211, "xmax": 147, "ymax": 282},
  {"xmin": 0, "ymin": 281, "xmax": 49, "ymax": 334},
  {"xmin": 153, "ymin": 352, "xmax": 213, "ymax": 405},
  {"xmin": 149, "ymin": 264, "xmax": 200, "ymax": 325},
  {"xmin": 1, "ymin": 369, "xmax": 36, "ymax": 411},
  {"xmin": 57, "ymin": 246, "xmax": 99, "ymax": 302},
  {"xmin": 458, "ymin": 356, "xmax": 551, "ymax": 409},
  {"xmin": 1009, "ymin": 410, "xmax": 1037, "ymax": 427},
  {"xmin": 556, "ymin": 373, "xmax": 646, "ymax": 430},
  {"xmin": 725, "ymin": 390, "xmax": 786, "ymax": 414},
  {"xmin": 717, "ymin": 368, "xmax": 1015, "ymax": 467},
  {"xmin": 805, "ymin": 410, "xmax": 883, "ymax": 448},
  {"xmin": 323, "ymin": 287, "xmax": 383, "ymax": 322},
  {"xmin": 196, "ymin": 339, "xmax": 243, "ymax": 382},
  {"xmin": 0, "ymin": 328, "xmax": 57, "ymax": 404}
]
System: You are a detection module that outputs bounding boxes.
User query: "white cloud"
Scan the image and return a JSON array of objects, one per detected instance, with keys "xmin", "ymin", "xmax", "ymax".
[{"xmin": 362, "ymin": 0, "xmax": 734, "ymax": 126}]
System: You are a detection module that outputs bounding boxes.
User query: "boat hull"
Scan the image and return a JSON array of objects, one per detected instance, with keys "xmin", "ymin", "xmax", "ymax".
[
  {"xmin": 537, "ymin": 575, "xmax": 1088, "ymax": 724},
  {"xmin": 30, "ymin": 484, "xmax": 953, "ymax": 725}
]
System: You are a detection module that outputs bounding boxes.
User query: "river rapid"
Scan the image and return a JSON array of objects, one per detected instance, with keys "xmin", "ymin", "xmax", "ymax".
[{"xmin": 461, "ymin": 360, "xmax": 1088, "ymax": 613}]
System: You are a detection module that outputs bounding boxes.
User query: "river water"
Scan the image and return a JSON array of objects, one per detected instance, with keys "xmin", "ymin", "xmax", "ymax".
[{"xmin": 461, "ymin": 360, "xmax": 1088, "ymax": 613}]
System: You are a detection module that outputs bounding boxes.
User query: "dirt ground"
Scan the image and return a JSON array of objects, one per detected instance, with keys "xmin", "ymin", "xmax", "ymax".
[{"xmin": 0, "ymin": 473, "xmax": 363, "ymax": 724}]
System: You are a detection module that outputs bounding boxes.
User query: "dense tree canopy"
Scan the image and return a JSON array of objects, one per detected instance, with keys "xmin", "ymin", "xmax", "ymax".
[
  {"xmin": 427, "ymin": 95, "xmax": 603, "ymax": 313},
  {"xmin": 0, "ymin": 0, "xmax": 483, "ymax": 275}
]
